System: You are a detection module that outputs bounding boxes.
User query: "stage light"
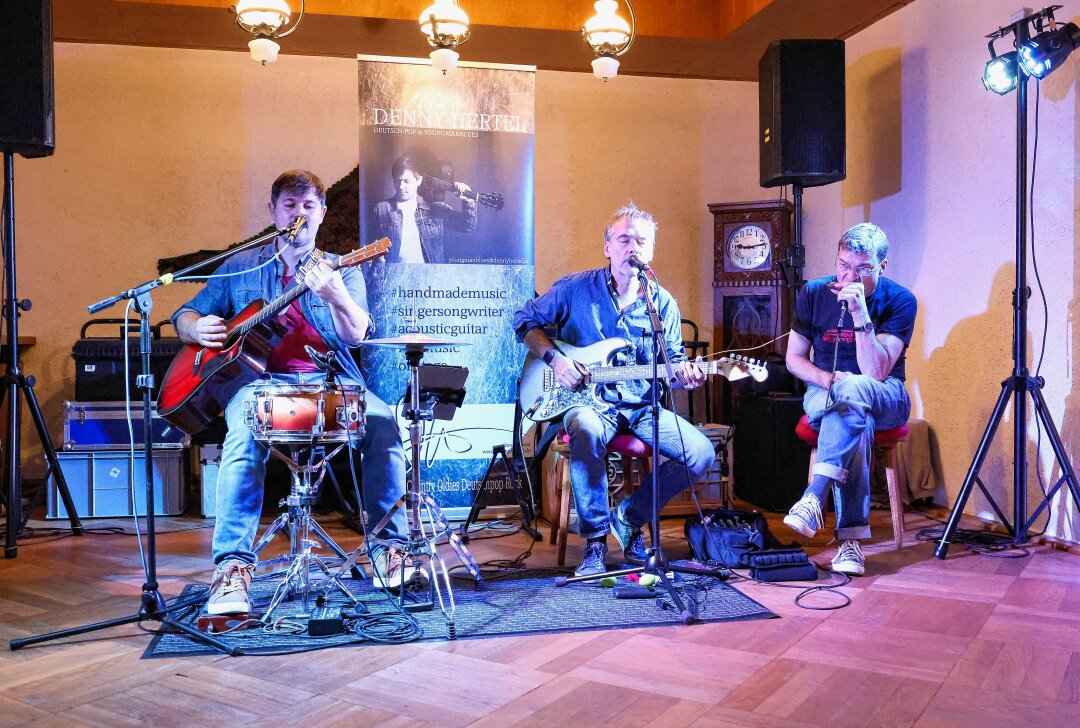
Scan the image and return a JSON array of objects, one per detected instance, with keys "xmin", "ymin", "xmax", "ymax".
[
  {"xmin": 582, "ymin": 0, "xmax": 636, "ymax": 81},
  {"xmin": 1019, "ymin": 21, "xmax": 1080, "ymax": 78},
  {"xmin": 983, "ymin": 51, "xmax": 1019, "ymax": 94},
  {"xmin": 419, "ymin": 0, "xmax": 471, "ymax": 74},
  {"xmin": 234, "ymin": 0, "xmax": 305, "ymax": 65}
]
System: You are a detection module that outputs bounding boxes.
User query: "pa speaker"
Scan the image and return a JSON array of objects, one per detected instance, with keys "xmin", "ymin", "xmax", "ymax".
[
  {"xmin": 759, "ymin": 39, "xmax": 844, "ymax": 188},
  {"xmin": 731, "ymin": 394, "xmax": 810, "ymax": 512},
  {"xmin": 0, "ymin": 0, "xmax": 55, "ymax": 158}
]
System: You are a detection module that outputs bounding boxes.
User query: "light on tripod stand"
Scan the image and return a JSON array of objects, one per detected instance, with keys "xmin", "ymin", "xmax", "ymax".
[
  {"xmin": 982, "ymin": 51, "xmax": 1019, "ymax": 94},
  {"xmin": 1019, "ymin": 21, "xmax": 1080, "ymax": 78}
]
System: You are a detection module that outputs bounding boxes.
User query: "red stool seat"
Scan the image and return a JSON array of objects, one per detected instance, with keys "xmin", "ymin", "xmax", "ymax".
[
  {"xmin": 794, "ymin": 415, "xmax": 910, "ymax": 549},
  {"xmin": 559, "ymin": 431, "xmax": 654, "ymax": 459},
  {"xmin": 795, "ymin": 415, "xmax": 910, "ymax": 448}
]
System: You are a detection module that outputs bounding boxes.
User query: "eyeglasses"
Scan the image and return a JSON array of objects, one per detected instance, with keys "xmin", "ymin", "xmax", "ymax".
[{"xmin": 835, "ymin": 257, "xmax": 882, "ymax": 277}]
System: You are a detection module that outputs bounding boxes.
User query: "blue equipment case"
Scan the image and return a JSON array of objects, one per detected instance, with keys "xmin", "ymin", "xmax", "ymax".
[{"xmin": 62, "ymin": 400, "xmax": 191, "ymax": 450}]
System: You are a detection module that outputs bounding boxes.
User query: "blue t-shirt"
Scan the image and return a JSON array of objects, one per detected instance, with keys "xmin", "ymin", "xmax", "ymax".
[{"xmin": 791, "ymin": 275, "xmax": 917, "ymax": 381}]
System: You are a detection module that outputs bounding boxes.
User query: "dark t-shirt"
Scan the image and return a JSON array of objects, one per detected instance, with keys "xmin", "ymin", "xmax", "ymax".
[{"xmin": 791, "ymin": 275, "xmax": 917, "ymax": 381}]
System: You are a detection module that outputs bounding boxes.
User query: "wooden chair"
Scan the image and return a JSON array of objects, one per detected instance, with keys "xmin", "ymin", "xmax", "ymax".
[
  {"xmin": 794, "ymin": 415, "xmax": 910, "ymax": 549},
  {"xmin": 550, "ymin": 431, "xmax": 653, "ymax": 566}
]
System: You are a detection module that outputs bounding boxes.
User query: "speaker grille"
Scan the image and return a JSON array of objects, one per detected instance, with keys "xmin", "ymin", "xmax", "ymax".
[
  {"xmin": 0, "ymin": 0, "xmax": 55, "ymax": 158},
  {"xmin": 759, "ymin": 40, "xmax": 845, "ymax": 188}
]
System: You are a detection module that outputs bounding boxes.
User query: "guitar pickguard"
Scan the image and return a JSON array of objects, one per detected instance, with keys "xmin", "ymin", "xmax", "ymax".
[{"xmin": 526, "ymin": 364, "xmax": 606, "ymax": 422}]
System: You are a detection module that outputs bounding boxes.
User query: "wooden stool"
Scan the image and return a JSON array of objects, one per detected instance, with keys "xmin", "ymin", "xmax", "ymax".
[
  {"xmin": 550, "ymin": 431, "xmax": 653, "ymax": 566},
  {"xmin": 794, "ymin": 415, "xmax": 910, "ymax": 549}
]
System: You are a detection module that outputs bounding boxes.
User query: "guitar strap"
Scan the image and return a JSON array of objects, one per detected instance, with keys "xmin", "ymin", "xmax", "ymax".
[{"xmin": 292, "ymin": 248, "xmax": 325, "ymax": 287}]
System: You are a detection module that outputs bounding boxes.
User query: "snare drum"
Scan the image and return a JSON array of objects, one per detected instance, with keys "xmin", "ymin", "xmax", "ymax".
[{"xmin": 245, "ymin": 383, "xmax": 366, "ymax": 443}]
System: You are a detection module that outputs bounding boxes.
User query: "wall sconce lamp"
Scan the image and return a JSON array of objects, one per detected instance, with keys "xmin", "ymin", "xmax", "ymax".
[
  {"xmin": 582, "ymin": 0, "xmax": 636, "ymax": 81},
  {"xmin": 233, "ymin": 0, "xmax": 305, "ymax": 65},
  {"xmin": 419, "ymin": 0, "xmax": 471, "ymax": 74}
]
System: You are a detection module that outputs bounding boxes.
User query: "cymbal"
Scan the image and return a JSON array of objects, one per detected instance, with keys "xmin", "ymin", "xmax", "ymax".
[{"xmin": 360, "ymin": 332, "xmax": 470, "ymax": 348}]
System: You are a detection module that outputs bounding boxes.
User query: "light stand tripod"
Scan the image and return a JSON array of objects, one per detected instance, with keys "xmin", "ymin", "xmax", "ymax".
[
  {"xmin": 935, "ymin": 7, "xmax": 1080, "ymax": 558},
  {"xmin": 10, "ymin": 225, "xmax": 287, "ymax": 653},
  {"xmin": 1, "ymin": 150, "xmax": 82, "ymax": 557},
  {"xmin": 555, "ymin": 264, "xmax": 729, "ymax": 623}
]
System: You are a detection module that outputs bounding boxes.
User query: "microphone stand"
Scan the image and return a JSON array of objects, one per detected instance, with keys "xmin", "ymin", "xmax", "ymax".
[
  {"xmin": 555, "ymin": 264, "xmax": 729, "ymax": 624},
  {"xmin": 10, "ymin": 225, "xmax": 289, "ymax": 654}
]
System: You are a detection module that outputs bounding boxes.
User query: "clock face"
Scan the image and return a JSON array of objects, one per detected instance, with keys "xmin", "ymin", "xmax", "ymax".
[{"xmin": 727, "ymin": 224, "xmax": 771, "ymax": 270}]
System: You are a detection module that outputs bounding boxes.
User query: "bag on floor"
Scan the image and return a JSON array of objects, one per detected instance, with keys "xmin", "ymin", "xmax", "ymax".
[{"xmin": 683, "ymin": 507, "xmax": 779, "ymax": 568}]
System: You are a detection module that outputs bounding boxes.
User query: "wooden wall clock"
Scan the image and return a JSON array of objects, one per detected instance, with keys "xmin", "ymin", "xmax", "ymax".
[{"xmin": 709, "ymin": 199, "xmax": 795, "ymax": 419}]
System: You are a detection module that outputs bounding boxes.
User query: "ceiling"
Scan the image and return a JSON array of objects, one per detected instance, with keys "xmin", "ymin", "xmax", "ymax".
[{"xmin": 56, "ymin": 0, "xmax": 917, "ymax": 81}]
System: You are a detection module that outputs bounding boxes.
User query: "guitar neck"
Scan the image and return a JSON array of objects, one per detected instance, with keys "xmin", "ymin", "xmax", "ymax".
[
  {"xmin": 588, "ymin": 364, "xmax": 675, "ymax": 384},
  {"xmin": 227, "ymin": 254, "xmax": 337, "ymax": 338}
]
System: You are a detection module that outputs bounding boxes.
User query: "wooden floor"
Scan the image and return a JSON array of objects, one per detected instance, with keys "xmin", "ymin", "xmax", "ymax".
[{"xmin": 2, "ymin": 504, "xmax": 1079, "ymax": 728}]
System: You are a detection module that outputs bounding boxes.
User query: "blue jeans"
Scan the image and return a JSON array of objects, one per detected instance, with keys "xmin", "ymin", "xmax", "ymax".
[
  {"xmin": 561, "ymin": 404, "xmax": 715, "ymax": 538},
  {"xmin": 803, "ymin": 375, "xmax": 910, "ymax": 541},
  {"xmin": 213, "ymin": 372, "xmax": 408, "ymax": 566}
]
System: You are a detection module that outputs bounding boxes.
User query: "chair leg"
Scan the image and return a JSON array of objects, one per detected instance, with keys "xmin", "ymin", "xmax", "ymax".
[
  {"xmin": 556, "ymin": 454, "xmax": 571, "ymax": 566},
  {"xmin": 883, "ymin": 448, "xmax": 905, "ymax": 550}
]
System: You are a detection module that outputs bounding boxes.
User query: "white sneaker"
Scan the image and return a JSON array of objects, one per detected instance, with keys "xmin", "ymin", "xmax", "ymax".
[
  {"xmin": 831, "ymin": 540, "xmax": 865, "ymax": 576},
  {"xmin": 784, "ymin": 493, "xmax": 823, "ymax": 538}
]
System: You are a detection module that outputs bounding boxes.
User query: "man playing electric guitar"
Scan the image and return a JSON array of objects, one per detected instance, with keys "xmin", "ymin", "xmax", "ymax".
[
  {"xmin": 172, "ymin": 170, "xmax": 412, "ymax": 615},
  {"xmin": 512, "ymin": 203, "xmax": 715, "ymax": 577}
]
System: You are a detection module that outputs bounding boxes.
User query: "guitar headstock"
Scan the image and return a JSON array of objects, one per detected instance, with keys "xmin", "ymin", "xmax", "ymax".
[
  {"xmin": 708, "ymin": 354, "xmax": 769, "ymax": 383},
  {"xmin": 476, "ymin": 191, "xmax": 504, "ymax": 210},
  {"xmin": 338, "ymin": 237, "xmax": 391, "ymax": 268}
]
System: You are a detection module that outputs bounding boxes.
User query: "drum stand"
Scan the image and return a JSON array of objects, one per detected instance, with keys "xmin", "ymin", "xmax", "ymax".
[
  {"xmin": 330, "ymin": 346, "xmax": 481, "ymax": 638},
  {"xmin": 254, "ymin": 442, "xmax": 359, "ymax": 620}
]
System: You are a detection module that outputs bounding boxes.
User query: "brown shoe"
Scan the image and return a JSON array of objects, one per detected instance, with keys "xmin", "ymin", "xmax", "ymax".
[
  {"xmin": 372, "ymin": 548, "xmax": 428, "ymax": 589},
  {"xmin": 207, "ymin": 559, "xmax": 254, "ymax": 615}
]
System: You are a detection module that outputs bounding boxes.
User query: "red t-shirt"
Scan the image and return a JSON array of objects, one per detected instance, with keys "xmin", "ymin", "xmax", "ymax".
[{"xmin": 266, "ymin": 275, "xmax": 330, "ymax": 373}]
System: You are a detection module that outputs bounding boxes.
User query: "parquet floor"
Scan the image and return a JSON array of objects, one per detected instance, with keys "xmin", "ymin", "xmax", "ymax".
[{"xmin": 2, "ymin": 504, "xmax": 1079, "ymax": 727}]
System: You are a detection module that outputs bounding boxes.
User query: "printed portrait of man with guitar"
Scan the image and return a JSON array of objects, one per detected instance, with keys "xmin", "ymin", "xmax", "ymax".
[
  {"xmin": 163, "ymin": 170, "xmax": 413, "ymax": 615},
  {"xmin": 513, "ymin": 203, "xmax": 761, "ymax": 578}
]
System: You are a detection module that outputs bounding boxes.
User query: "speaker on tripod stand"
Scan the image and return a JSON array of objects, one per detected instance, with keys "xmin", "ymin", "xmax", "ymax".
[{"xmin": 1, "ymin": 0, "xmax": 80, "ymax": 557}]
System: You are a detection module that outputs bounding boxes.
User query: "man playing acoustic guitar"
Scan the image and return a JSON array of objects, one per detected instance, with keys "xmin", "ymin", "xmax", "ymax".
[
  {"xmin": 513, "ymin": 203, "xmax": 715, "ymax": 577},
  {"xmin": 172, "ymin": 170, "xmax": 411, "ymax": 615}
]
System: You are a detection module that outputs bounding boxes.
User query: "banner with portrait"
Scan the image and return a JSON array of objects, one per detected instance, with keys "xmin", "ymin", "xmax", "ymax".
[{"xmin": 357, "ymin": 55, "xmax": 535, "ymax": 515}]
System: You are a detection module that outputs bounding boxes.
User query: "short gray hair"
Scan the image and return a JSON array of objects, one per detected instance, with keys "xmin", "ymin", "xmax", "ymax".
[
  {"xmin": 604, "ymin": 202, "xmax": 658, "ymax": 240},
  {"xmin": 838, "ymin": 222, "xmax": 888, "ymax": 264}
]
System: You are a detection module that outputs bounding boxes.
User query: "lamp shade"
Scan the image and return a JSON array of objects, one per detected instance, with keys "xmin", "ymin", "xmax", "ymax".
[
  {"xmin": 592, "ymin": 55, "xmax": 620, "ymax": 80},
  {"xmin": 235, "ymin": 0, "xmax": 291, "ymax": 34},
  {"xmin": 583, "ymin": 0, "xmax": 631, "ymax": 53},
  {"xmin": 248, "ymin": 37, "xmax": 281, "ymax": 64},
  {"xmin": 419, "ymin": 0, "xmax": 470, "ymax": 46}
]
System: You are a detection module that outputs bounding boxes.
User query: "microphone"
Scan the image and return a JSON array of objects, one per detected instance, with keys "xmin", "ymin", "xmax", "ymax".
[
  {"xmin": 282, "ymin": 214, "xmax": 307, "ymax": 243},
  {"xmin": 628, "ymin": 255, "xmax": 651, "ymax": 272}
]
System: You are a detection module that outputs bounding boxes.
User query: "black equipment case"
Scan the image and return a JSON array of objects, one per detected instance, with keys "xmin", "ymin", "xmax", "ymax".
[{"xmin": 71, "ymin": 318, "xmax": 184, "ymax": 401}]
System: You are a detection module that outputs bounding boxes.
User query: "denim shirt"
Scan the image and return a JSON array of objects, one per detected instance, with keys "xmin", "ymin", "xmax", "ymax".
[
  {"xmin": 513, "ymin": 267, "xmax": 687, "ymax": 408},
  {"xmin": 372, "ymin": 195, "xmax": 477, "ymax": 264},
  {"xmin": 171, "ymin": 243, "xmax": 371, "ymax": 385}
]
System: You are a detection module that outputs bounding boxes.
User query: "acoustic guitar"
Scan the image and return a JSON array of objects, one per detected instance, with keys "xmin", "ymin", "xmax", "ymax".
[{"xmin": 157, "ymin": 239, "xmax": 390, "ymax": 435}]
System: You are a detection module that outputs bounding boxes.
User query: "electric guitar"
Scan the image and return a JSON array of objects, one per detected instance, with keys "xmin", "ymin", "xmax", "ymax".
[
  {"xmin": 157, "ymin": 239, "xmax": 390, "ymax": 436},
  {"xmin": 518, "ymin": 337, "xmax": 769, "ymax": 422}
]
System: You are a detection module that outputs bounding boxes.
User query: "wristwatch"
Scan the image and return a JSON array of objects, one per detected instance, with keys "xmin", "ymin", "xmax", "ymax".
[
  {"xmin": 852, "ymin": 321, "xmax": 875, "ymax": 334},
  {"xmin": 542, "ymin": 349, "xmax": 557, "ymax": 365}
]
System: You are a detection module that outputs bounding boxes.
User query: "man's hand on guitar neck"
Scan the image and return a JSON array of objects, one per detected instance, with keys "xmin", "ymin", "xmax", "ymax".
[
  {"xmin": 176, "ymin": 311, "xmax": 227, "ymax": 349},
  {"xmin": 674, "ymin": 357, "xmax": 706, "ymax": 390},
  {"xmin": 551, "ymin": 352, "xmax": 590, "ymax": 391}
]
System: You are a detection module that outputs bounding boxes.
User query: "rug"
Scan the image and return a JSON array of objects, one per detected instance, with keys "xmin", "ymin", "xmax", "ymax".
[{"xmin": 145, "ymin": 566, "xmax": 776, "ymax": 658}]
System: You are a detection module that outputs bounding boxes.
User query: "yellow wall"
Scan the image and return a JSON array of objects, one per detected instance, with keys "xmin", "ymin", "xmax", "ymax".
[
  {"xmin": 802, "ymin": 0, "xmax": 1080, "ymax": 541},
  {"xmin": 10, "ymin": 43, "xmax": 761, "ymax": 479}
]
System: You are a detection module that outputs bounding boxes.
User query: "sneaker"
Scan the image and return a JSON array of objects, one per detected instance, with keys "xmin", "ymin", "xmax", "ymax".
[
  {"xmin": 609, "ymin": 504, "xmax": 637, "ymax": 553},
  {"xmin": 784, "ymin": 493, "xmax": 823, "ymax": 538},
  {"xmin": 622, "ymin": 529, "xmax": 648, "ymax": 565},
  {"xmin": 575, "ymin": 541, "xmax": 608, "ymax": 577},
  {"xmin": 372, "ymin": 547, "xmax": 428, "ymax": 589},
  {"xmin": 831, "ymin": 540, "xmax": 865, "ymax": 576},
  {"xmin": 207, "ymin": 559, "xmax": 254, "ymax": 615}
]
